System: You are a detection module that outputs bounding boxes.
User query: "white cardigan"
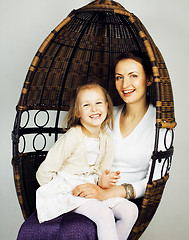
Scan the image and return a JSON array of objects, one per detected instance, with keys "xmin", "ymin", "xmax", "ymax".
[{"xmin": 36, "ymin": 126, "xmax": 113, "ymax": 186}]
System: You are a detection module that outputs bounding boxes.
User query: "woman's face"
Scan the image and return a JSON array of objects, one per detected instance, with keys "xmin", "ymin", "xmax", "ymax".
[{"xmin": 115, "ymin": 58, "xmax": 151, "ymax": 105}]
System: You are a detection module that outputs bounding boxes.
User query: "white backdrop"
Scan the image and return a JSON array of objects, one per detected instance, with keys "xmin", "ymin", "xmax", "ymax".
[{"xmin": 1, "ymin": 0, "xmax": 189, "ymax": 239}]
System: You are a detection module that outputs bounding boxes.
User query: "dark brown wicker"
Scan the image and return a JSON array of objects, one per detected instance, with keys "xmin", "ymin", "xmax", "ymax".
[
  {"xmin": 12, "ymin": 0, "xmax": 176, "ymax": 239},
  {"xmin": 129, "ymin": 174, "xmax": 169, "ymax": 239}
]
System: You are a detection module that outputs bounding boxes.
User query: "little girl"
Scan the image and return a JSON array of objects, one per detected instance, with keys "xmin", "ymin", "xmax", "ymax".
[{"xmin": 36, "ymin": 83, "xmax": 138, "ymax": 240}]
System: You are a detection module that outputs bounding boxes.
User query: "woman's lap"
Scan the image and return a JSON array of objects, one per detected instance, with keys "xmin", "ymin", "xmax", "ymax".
[{"xmin": 17, "ymin": 211, "xmax": 97, "ymax": 240}]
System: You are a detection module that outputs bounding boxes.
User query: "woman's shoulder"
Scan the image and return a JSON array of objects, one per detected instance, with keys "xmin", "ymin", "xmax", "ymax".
[
  {"xmin": 149, "ymin": 103, "xmax": 156, "ymax": 113},
  {"xmin": 147, "ymin": 104, "xmax": 156, "ymax": 121}
]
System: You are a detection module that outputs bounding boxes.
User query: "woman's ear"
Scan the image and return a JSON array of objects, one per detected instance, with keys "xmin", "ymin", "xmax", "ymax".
[{"xmin": 147, "ymin": 76, "xmax": 153, "ymax": 86}]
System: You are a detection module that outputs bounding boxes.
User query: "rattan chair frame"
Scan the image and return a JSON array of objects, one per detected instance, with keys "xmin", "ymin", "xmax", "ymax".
[{"xmin": 12, "ymin": 1, "xmax": 176, "ymax": 239}]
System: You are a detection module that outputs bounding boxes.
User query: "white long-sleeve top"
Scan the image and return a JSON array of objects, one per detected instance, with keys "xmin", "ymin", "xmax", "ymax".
[{"xmin": 111, "ymin": 104, "xmax": 169, "ymax": 199}]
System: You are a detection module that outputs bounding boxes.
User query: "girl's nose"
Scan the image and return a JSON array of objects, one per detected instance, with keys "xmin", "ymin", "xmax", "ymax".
[{"xmin": 91, "ymin": 105, "xmax": 97, "ymax": 111}]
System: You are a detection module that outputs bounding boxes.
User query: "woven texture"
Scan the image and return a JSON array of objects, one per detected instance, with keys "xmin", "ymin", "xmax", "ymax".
[
  {"xmin": 17, "ymin": 0, "xmax": 176, "ymax": 128},
  {"xmin": 128, "ymin": 174, "xmax": 169, "ymax": 239},
  {"xmin": 13, "ymin": 153, "xmax": 46, "ymax": 217},
  {"xmin": 12, "ymin": 1, "xmax": 176, "ymax": 239}
]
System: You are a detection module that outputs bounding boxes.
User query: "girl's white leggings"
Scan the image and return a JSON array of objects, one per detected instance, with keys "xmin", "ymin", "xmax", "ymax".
[{"xmin": 73, "ymin": 198, "xmax": 138, "ymax": 240}]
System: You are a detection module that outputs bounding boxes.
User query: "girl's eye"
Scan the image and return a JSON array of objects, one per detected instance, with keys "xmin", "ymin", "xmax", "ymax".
[
  {"xmin": 83, "ymin": 104, "xmax": 89, "ymax": 107},
  {"xmin": 96, "ymin": 101, "xmax": 103, "ymax": 105}
]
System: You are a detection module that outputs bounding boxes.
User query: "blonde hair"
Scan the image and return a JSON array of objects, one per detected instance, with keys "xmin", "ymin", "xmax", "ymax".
[{"xmin": 63, "ymin": 83, "xmax": 113, "ymax": 131}]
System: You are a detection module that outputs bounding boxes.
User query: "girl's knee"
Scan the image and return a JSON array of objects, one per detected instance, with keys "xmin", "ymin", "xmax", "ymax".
[
  {"xmin": 86, "ymin": 199, "xmax": 114, "ymax": 217},
  {"xmin": 114, "ymin": 200, "xmax": 139, "ymax": 222},
  {"xmin": 97, "ymin": 203, "xmax": 114, "ymax": 218},
  {"xmin": 129, "ymin": 202, "xmax": 139, "ymax": 221},
  {"xmin": 93, "ymin": 202, "xmax": 115, "ymax": 223}
]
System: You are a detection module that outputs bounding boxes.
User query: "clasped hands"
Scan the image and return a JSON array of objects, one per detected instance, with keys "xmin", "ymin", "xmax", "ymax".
[{"xmin": 72, "ymin": 170, "xmax": 120, "ymax": 200}]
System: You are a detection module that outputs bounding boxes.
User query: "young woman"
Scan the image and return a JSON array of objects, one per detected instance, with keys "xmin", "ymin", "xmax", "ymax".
[
  {"xmin": 73, "ymin": 51, "xmax": 167, "ymax": 205},
  {"xmin": 36, "ymin": 83, "xmax": 138, "ymax": 240}
]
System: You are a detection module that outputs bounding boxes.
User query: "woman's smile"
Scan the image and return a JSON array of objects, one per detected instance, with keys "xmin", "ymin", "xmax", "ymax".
[{"xmin": 122, "ymin": 89, "xmax": 135, "ymax": 96}]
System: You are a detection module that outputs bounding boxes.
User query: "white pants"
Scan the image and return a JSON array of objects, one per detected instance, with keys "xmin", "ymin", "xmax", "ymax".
[{"xmin": 74, "ymin": 199, "xmax": 138, "ymax": 240}]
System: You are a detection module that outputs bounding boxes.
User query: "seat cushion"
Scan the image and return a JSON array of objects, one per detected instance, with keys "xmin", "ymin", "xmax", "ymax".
[{"xmin": 17, "ymin": 211, "xmax": 97, "ymax": 240}]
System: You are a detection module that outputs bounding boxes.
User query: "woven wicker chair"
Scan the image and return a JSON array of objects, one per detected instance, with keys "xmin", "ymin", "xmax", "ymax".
[{"xmin": 12, "ymin": 1, "xmax": 176, "ymax": 239}]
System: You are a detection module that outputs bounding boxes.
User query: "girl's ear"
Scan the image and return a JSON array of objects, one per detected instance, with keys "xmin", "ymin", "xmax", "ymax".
[
  {"xmin": 75, "ymin": 100, "xmax": 80, "ymax": 119},
  {"xmin": 147, "ymin": 76, "xmax": 153, "ymax": 86},
  {"xmin": 75, "ymin": 109, "xmax": 80, "ymax": 119}
]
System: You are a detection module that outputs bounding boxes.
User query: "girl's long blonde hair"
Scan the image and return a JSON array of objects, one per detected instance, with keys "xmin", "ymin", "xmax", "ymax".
[{"xmin": 63, "ymin": 83, "xmax": 113, "ymax": 131}]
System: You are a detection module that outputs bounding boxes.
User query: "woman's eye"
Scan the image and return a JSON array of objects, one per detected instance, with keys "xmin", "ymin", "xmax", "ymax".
[
  {"xmin": 115, "ymin": 76, "xmax": 123, "ymax": 81},
  {"xmin": 131, "ymin": 74, "xmax": 138, "ymax": 78}
]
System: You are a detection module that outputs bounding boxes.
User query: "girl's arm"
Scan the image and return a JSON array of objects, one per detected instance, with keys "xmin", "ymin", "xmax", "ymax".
[
  {"xmin": 36, "ymin": 135, "xmax": 67, "ymax": 186},
  {"xmin": 36, "ymin": 129, "xmax": 78, "ymax": 186},
  {"xmin": 98, "ymin": 134, "xmax": 114, "ymax": 173}
]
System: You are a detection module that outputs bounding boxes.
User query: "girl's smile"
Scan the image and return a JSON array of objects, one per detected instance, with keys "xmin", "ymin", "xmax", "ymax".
[
  {"xmin": 77, "ymin": 87, "xmax": 108, "ymax": 135},
  {"xmin": 89, "ymin": 113, "xmax": 101, "ymax": 119}
]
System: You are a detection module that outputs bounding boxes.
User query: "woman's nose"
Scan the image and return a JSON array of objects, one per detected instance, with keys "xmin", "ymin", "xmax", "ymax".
[{"xmin": 122, "ymin": 77, "xmax": 130, "ymax": 88}]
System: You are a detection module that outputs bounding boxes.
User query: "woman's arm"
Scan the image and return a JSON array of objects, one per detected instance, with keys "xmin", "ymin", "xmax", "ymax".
[
  {"xmin": 72, "ymin": 183, "xmax": 126, "ymax": 200},
  {"xmin": 130, "ymin": 128, "xmax": 173, "ymax": 198}
]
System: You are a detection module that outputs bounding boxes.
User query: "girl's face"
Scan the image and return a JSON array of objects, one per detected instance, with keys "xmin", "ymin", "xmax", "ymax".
[
  {"xmin": 76, "ymin": 87, "xmax": 108, "ymax": 131},
  {"xmin": 115, "ymin": 58, "xmax": 152, "ymax": 105}
]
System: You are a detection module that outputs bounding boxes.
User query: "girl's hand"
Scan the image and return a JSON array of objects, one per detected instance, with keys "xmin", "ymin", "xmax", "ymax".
[
  {"xmin": 98, "ymin": 170, "xmax": 120, "ymax": 189},
  {"xmin": 109, "ymin": 170, "xmax": 120, "ymax": 185}
]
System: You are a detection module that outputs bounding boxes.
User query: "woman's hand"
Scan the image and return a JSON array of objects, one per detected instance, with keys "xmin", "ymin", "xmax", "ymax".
[
  {"xmin": 72, "ymin": 183, "xmax": 103, "ymax": 200},
  {"xmin": 72, "ymin": 183, "xmax": 126, "ymax": 201}
]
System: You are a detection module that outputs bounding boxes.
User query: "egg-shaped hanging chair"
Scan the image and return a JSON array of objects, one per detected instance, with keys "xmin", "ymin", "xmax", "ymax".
[{"xmin": 12, "ymin": 0, "xmax": 176, "ymax": 239}]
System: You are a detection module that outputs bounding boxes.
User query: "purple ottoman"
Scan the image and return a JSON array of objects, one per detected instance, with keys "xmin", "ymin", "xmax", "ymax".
[{"xmin": 17, "ymin": 211, "xmax": 97, "ymax": 240}]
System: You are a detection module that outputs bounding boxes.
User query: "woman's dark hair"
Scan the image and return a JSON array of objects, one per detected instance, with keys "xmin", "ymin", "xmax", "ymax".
[{"xmin": 113, "ymin": 51, "xmax": 153, "ymax": 81}]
